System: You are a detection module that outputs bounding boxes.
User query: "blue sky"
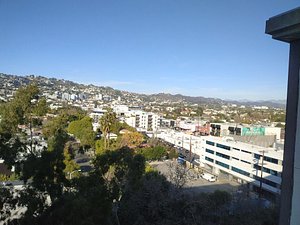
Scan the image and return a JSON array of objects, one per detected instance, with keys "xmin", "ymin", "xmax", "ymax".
[{"xmin": 0, "ymin": 1, "xmax": 299, "ymax": 100}]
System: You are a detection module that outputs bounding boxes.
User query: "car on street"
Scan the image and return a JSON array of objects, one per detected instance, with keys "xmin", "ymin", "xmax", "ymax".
[
  {"xmin": 177, "ymin": 157, "xmax": 186, "ymax": 165},
  {"xmin": 178, "ymin": 153, "xmax": 186, "ymax": 159},
  {"xmin": 1, "ymin": 181, "xmax": 13, "ymax": 187},
  {"xmin": 80, "ymin": 165, "xmax": 93, "ymax": 172},
  {"xmin": 201, "ymin": 173, "xmax": 217, "ymax": 182},
  {"xmin": 76, "ymin": 158, "xmax": 90, "ymax": 164}
]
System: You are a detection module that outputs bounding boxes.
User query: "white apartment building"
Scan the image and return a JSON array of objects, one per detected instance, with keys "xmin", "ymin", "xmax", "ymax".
[
  {"xmin": 89, "ymin": 108, "xmax": 107, "ymax": 131},
  {"xmin": 112, "ymin": 105, "xmax": 160, "ymax": 132},
  {"xmin": 177, "ymin": 120, "xmax": 198, "ymax": 132},
  {"xmin": 157, "ymin": 130, "xmax": 283, "ymax": 196},
  {"xmin": 113, "ymin": 105, "xmax": 129, "ymax": 117},
  {"xmin": 130, "ymin": 110, "xmax": 160, "ymax": 132},
  {"xmin": 122, "ymin": 110, "xmax": 160, "ymax": 132}
]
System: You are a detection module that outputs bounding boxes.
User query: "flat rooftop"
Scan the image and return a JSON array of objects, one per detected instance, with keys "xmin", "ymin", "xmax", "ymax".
[{"xmin": 266, "ymin": 7, "xmax": 300, "ymax": 42}]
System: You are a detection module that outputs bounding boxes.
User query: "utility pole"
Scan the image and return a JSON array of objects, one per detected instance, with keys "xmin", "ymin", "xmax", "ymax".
[
  {"xmin": 198, "ymin": 109, "xmax": 200, "ymax": 135},
  {"xmin": 189, "ymin": 135, "xmax": 192, "ymax": 167},
  {"xmin": 259, "ymin": 150, "xmax": 267, "ymax": 198}
]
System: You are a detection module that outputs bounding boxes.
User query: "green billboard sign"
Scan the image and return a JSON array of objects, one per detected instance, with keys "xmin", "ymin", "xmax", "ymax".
[{"xmin": 242, "ymin": 127, "xmax": 265, "ymax": 136}]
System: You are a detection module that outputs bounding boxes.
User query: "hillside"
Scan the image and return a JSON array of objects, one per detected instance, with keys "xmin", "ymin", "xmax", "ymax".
[{"xmin": 0, "ymin": 73, "xmax": 286, "ymax": 108}]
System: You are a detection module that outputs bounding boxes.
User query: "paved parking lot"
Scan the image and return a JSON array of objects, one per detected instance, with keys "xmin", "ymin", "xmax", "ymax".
[{"xmin": 150, "ymin": 160, "xmax": 239, "ymax": 194}]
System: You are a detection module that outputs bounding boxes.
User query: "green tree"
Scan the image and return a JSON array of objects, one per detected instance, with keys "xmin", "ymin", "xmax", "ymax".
[
  {"xmin": 94, "ymin": 147, "xmax": 146, "ymax": 200},
  {"xmin": 68, "ymin": 116, "xmax": 95, "ymax": 149},
  {"xmin": 136, "ymin": 146, "xmax": 167, "ymax": 161},
  {"xmin": 167, "ymin": 148, "xmax": 178, "ymax": 159},
  {"xmin": 43, "ymin": 114, "xmax": 69, "ymax": 139},
  {"xmin": 32, "ymin": 97, "xmax": 48, "ymax": 116},
  {"xmin": 63, "ymin": 142, "xmax": 80, "ymax": 178},
  {"xmin": 95, "ymin": 138, "xmax": 106, "ymax": 155},
  {"xmin": 0, "ymin": 85, "xmax": 49, "ymax": 155},
  {"xmin": 0, "ymin": 132, "xmax": 25, "ymax": 171},
  {"xmin": 0, "ymin": 86, "xmax": 108, "ymax": 224},
  {"xmin": 196, "ymin": 106, "xmax": 203, "ymax": 117},
  {"xmin": 56, "ymin": 106, "xmax": 86, "ymax": 122},
  {"xmin": 0, "ymin": 84, "xmax": 41, "ymax": 133}
]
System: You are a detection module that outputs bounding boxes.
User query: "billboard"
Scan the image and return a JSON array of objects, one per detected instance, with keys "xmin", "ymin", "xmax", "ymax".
[{"xmin": 242, "ymin": 127, "xmax": 265, "ymax": 136}]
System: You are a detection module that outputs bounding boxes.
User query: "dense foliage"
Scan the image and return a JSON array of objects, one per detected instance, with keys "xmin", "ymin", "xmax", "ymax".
[
  {"xmin": 136, "ymin": 146, "xmax": 167, "ymax": 161},
  {"xmin": 67, "ymin": 116, "xmax": 95, "ymax": 148}
]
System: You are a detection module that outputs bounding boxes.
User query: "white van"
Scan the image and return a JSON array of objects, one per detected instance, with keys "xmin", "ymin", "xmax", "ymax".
[{"xmin": 201, "ymin": 173, "xmax": 216, "ymax": 182}]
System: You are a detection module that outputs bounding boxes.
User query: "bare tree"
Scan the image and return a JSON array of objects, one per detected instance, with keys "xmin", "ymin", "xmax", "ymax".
[{"xmin": 166, "ymin": 161, "xmax": 189, "ymax": 188}]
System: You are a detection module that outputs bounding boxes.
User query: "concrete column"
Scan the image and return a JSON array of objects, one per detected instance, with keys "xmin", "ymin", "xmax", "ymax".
[
  {"xmin": 213, "ymin": 167, "xmax": 220, "ymax": 175},
  {"xmin": 266, "ymin": 7, "xmax": 300, "ymax": 225}
]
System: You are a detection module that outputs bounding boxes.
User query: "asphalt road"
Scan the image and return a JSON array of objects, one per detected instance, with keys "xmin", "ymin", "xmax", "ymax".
[{"xmin": 74, "ymin": 152, "xmax": 93, "ymax": 172}]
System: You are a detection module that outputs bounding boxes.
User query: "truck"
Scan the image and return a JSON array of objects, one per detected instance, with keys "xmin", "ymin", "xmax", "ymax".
[{"xmin": 201, "ymin": 172, "xmax": 217, "ymax": 182}]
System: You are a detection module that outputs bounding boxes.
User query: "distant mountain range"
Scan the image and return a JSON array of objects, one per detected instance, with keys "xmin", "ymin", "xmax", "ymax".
[
  {"xmin": 0, "ymin": 73, "xmax": 286, "ymax": 109},
  {"xmin": 147, "ymin": 93, "xmax": 286, "ymax": 108},
  {"xmin": 226, "ymin": 99, "xmax": 286, "ymax": 109}
]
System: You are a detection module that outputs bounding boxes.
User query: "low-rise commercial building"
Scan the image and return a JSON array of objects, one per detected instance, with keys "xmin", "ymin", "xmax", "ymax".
[{"xmin": 157, "ymin": 129, "xmax": 283, "ymax": 197}]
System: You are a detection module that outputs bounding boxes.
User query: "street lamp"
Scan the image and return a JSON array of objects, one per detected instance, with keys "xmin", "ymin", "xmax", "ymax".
[{"xmin": 69, "ymin": 169, "xmax": 81, "ymax": 179}]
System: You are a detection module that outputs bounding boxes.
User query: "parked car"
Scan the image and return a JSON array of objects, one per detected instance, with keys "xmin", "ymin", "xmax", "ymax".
[
  {"xmin": 1, "ymin": 181, "xmax": 13, "ymax": 187},
  {"xmin": 201, "ymin": 172, "xmax": 216, "ymax": 182},
  {"xmin": 80, "ymin": 165, "xmax": 93, "ymax": 172},
  {"xmin": 76, "ymin": 158, "xmax": 90, "ymax": 164},
  {"xmin": 178, "ymin": 153, "xmax": 186, "ymax": 159},
  {"xmin": 177, "ymin": 157, "xmax": 186, "ymax": 165}
]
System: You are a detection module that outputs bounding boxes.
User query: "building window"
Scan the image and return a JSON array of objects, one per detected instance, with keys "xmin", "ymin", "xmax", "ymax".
[
  {"xmin": 253, "ymin": 164, "xmax": 261, "ymax": 171},
  {"xmin": 254, "ymin": 154, "xmax": 261, "ymax": 159},
  {"xmin": 267, "ymin": 168, "xmax": 278, "ymax": 176},
  {"xmin": 241, "ymin": 160, "xmax": 251, "ymax": 164},
  {"xmin": 263, "ymin": 156, "xmax": 278, "ymax": 165},
  {"xmin": 216, "ymin": 160, "xmax": 229, "ymax": 169},
  {"xmin": 253, "ymin": 165, "xmax": 278, "ymax": 176},
  {"xmin": 232, "ymin": 157, "xmax": 239, "ymax": 160},
  {"xmin": 232, "ymin": 166, "xmax": 250, "ymax": 177},
  {"xmin": 206, "ymin": 140, "xmax": 215, "ymax": 146},
  {"xmin": 216, "ymin": 143, "xmax": 230, "ymax": 150},
  {"xmin": 205, "ymin": 156, "xmax": 214, "ymax": 163},
  {"xmin": 216, "ymin": 152, "xmax": 230, "ymax": 160},
  {"xmin": 233, "ymin": 147, "xmax": 240, "ymax": 151},
  {"xmin": 205, "ymin": 148, "xmax": 214, "ymax": 154},
  {"xmin": 241, "ymin": 150, "xmax": 251, "ymax": 154},
  {"xmin": 254, "ymin": 154, "xmax": 278, "ymax": 165},
  {"xmin": 253, "ymin": 175, "xmax": 278, "ymax": 188}
]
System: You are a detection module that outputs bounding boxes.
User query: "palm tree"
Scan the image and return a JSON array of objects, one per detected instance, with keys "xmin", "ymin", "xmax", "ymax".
[{"xmin": 100, "ymin": 109, "xmax": 117, "ymax": 149}]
